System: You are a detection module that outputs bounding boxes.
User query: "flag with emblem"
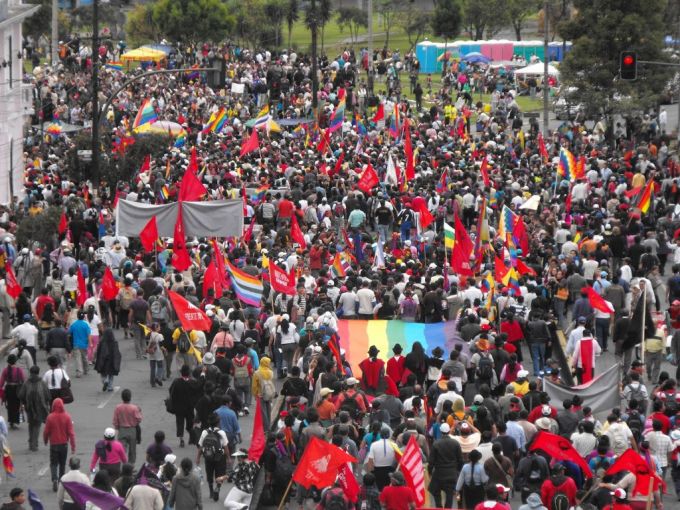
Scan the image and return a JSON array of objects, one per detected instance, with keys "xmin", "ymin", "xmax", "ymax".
[
  {"xmin": 399, "ymin": 435, "xmax": 426, "ymax": 506},
  {"xmin": 292, "ymin": 436, "xmax": 356, "ymax": 489}
]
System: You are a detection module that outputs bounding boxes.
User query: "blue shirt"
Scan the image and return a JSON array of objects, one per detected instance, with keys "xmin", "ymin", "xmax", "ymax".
[
  {"xmin": 216, "ymin": 405, "xmax": 240, "ymax": 438},
  {"xmin": 68, "ymin": 320, "xmax": 91, "ymax": 349},
  {"xmin": 247, "ymin": 348, "xmax": 260, "ymax": 370},
  {"xmin": 506, "ymin": 420, "xmax": 527, "ymax": 452}
]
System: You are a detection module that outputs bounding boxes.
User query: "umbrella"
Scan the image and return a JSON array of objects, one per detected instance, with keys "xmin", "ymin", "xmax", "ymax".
[
  {"xmin": 462, "ymin": 52, "xmax": 491, "ymax": 64},
  {"xmin": 134, "ymin": 120, "xmax": 184, "ymax": 136}
]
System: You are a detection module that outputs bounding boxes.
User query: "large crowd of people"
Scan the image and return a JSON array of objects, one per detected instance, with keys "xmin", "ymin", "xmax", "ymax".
[{"xmin": 0, "ymin": 36, "xmax": 678, "ymax": 510}]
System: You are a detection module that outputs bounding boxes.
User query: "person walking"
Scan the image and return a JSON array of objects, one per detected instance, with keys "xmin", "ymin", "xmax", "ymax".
[
  {"xmin": 44, "ymin": 320, "xmax": 70, "ymax": 365},
  {"xmin": 231, "ymin": 344, "xmax": 253, "ymax": 414},
  {"xmin": 90, "ymin": 427, "xmax": 128, "ymax": 482},
  {"xmin": 147, "ymin": 323, "xmax": 165, "ymax": 387},
  {"xmin": 112, "ymin": 389, "xmax": 143, "ymax": 466},
  {"xmin": 42, "ymin": 398, "xmax": 76, "ymax": 492},
  {"xmin": 42, "ymin": 355, "xmax": 70, "ymax": 404},
  {"xmin": 169, "ymin": 364, "xmax": 200, "ymax": 448},
  {"xmin": 218, "ymin": 449, "xmax": 259, "ymax": 510},
  {"xmin": 428, "ymin": 423, "xmax": 464, "ymax": 508},
  {"xmin": 0, "ymin": 354, "xmax": 26, "ymax": 429},
  {"xmin": 128, "ymin": 288, "xmax": 151, "ymax": 360},
  {"xmin": 17, "ymin": 365, "xmax": 50, "ymax": 452},
  {"xmin": 168, "ymin": 457, "xmax": 202, "ymax": 510},
  {"xmin": 94, "ymin": 328, "xmax": 121, "ymax": 392},
  {"xmin": 196, "ymin": 412, "xmax": 229, "ymax": 502},
  {"xmin": 124, "ymin": 483, "xmax": 164, "ymax": 510},
  {"xmin": 251, "ymin": 357, "xmax": 276, "ymax": 431},
  {"xmin": 68, "ymin": 311, "xmax": 91, "ymax": 378},
  {"xmin": 57, "ymin": 457, "xmax": 90, "ymax": 509}
]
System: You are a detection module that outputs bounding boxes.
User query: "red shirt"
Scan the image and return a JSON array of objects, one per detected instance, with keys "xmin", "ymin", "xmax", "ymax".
[
  {"xmin": 278, "ymin": 199, "xmax": 294, "ymax": 219},
  {"xmin": 540, "ymin": 477, "xmax": 577, "ymax": 508},
  {"xmin": 35, "ymin": 295, "xmax": 56, "ymax": 320},
  {"xmin": 379, "ymin": 485, "xmax": 416, "ymax": 510},
  {"xmin": 501, "ymin": 320, "xmax": 524, "ymax": 343},
  {"xmin": 649, "ymin": 412, "xmax": 671, "ymax": 434},
  {"xmin": 474, "ymin": 502, "xmax": 511, "ymax": 510}
]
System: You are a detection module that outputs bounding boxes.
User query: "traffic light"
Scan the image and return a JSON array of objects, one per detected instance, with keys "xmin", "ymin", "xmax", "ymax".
[{"xmin": 620, "ymin": 51, "xmax": 637, "ymax": 80}]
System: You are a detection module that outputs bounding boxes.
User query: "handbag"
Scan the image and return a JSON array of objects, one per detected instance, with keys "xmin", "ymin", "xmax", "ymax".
[
  {"xmin": 164, "ymin": 397, "xmax": 175, "ymax": 414},
  {"xmin": 59, "ymin": 370, "xmax": 74, "ymax": 404}
]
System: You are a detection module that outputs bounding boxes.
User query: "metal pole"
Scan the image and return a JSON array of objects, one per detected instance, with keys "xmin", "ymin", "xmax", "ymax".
[
  {"xmin": 542, "ymin": 0, "xmax": 549, "ymax": 136},
  {"xmin": 91, "ymin": 0, "xmax": 100, "ymax": 186},
  {"xmin": 51, "ymin": 0, "xmax": 58, "ymax": 66},
  {"xmin": 311, "ymin": 0, "xmax": 318, "ymax": 109},
  {"xmin": 676, "ymin": 79, "xmax": 680, "ymax": 142},
  {"xmin": 367, "ymin": 0, "xmax": 373, "ymax": 93},
  {"xmin": 640, "ymin": 287, "xmax": 646, "ymax": 366}
]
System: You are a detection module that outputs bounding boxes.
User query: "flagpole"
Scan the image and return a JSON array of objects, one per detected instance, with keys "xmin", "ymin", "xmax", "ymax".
[
  {"xmin": 640, "ymin": 287, "xmax": 647, "ymax": 366},
  {"xmin": 277, "ymin": 479, "xmax": 294, "ymax": 510}
]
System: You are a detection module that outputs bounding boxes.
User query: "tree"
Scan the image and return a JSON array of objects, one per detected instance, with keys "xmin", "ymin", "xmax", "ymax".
[
  {"xmin": 559, "ymin": 0, "xmax": 670, "ymax": 136},
  {"xmin": 285, "ymin": 0, "xmax": 299, "ymax": 49},
  {"xmin": 461, "ymin": 0, "xmax": 507, "ymax": 40},
  {"xmin": 151, "ymin": 0, "xmax": 235, "ymax": 44},
  {"xmin": 376, "ymin": 0, "xmax": 404, "ymax": 50},
  {"xmin": 399, "ymin": 9, "xmax": 432, "ymax": 52},
  {"xmin": 507, "ymin": 0, "xmax": 539, "ymax": 40},
  {"xmin": 125, "ymin": 4, "xmax": 161, "ymax": 48},
  {"xmin": 431, "ymin": 0, "xmax": 462, "ymax": 43},
  {"xmin": 336, "ymin": 7, "xmax": 368, "ymax": 50},
  {"xmin": 263, "ymin": 0, "xmax": 286, "ymax": 47},
  {"xmin": 23, "ymin": 0, "xmax": 50, "ymax": 41},
  {"xmin": 305, "ymin": 0, "xmax": 333, "ymax": 53}
]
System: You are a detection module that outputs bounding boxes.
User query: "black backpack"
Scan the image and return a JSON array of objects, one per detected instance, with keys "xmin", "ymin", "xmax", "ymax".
[
  {"xmin": 340, "ymin": 391, "xmax": 362, "ymax": 419},
  {"xmin": 626, "ymin": 410, "xmax": 644, "ymax": 443},
  {"xmin": 551, "ymin": 492, "xmax": 570, "ymax": 510},
  {"xmin": 201, "ymin": 429, "xmax": 222, "ymax": 462},
  {"xmin": 477, "ymin": 354, "xmax": 494, "ymax": 381},
  {"xmin": 177, "ymin": 331, "xmax": 191, "ymax": 354}
]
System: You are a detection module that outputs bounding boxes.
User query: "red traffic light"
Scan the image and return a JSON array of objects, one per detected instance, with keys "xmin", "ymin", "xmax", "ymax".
[
  {"xmin": 620, "ymin": 51, "xmax": 637, "ymax": 80},
  {"xmin": 623, "ymin": 55, "xmax": 634, "ymax": 66}
]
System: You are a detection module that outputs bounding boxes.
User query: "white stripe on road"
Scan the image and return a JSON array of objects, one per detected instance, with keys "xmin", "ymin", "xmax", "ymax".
[
  {"xmin": 97, "ymin": 386, "xmax": 121, "ymax": 409},
  {"xmin": 38, "ymin": 464, "xmax": 49, "ymax": 477}
]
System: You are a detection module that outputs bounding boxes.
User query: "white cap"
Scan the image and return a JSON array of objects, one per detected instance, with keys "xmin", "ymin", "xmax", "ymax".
[{"xmin": 104, "ymin": 427, "xmax": 116, "ymax": 439}]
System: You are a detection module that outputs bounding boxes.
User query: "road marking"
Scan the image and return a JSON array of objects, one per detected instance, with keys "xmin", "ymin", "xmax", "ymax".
[
  {"xmin": 97, "ymin": 386, "xmax": 121, "ymax": 409},
  {"xmin": 38, "ymin": 464, "xmax": 49, "ymax": 477}
]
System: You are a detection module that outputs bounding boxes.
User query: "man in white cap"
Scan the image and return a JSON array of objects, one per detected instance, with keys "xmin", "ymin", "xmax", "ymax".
[
  {"xmin": 428, "ymin": 423, "xmax": 464, "ymax": 508},
  {"xmin": 218, "ymin": 449, "xmax": 259, "ymax": 510}
]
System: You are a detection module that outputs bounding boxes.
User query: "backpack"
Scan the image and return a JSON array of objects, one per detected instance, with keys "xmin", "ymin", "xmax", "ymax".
[
  {"xmin": 273, "ymin": 448, "xmax": 295, "ymax": 480},
  {"xmin": 663, "ymin": 390, "xmax": 679, "ymax": 417},
  {"xmin": 340, "ymin": 391, "xmax": 362, "ymax": 419},
  {"xmin": 626, "ymin": 410, "xmax": 644, "ymax": 443},
  {"xmin": 551, "ymin": 491, "xmax": 570, "ymax": 510},
  {"xmin": 625, "ymin": 382, "xmax": 647, "ymax": 412},
  {"xmin": 149, "ymin": 296, "xmax": 167, "ymax": 321},
  {"xmin": 201, "ymin": 429, "xmax": 222, "ymax": 462},
  {"xmin": 260, "ymin": 376, "xmax": 276, "ymax": 401},
  {"xmin": 42, "ymin": 303, "xmax": 55, "ymax": 324},
  {"xmin": 119, "ymin": 287, "xmax": 135, "ymax": 310},
  {"xmin": 50, "ymin": 280, "xmax": 63, "ymax": 300},
  {"xmin": 176, "ymin": 331, "xmax": 191, "ymax": 353},
  {"xmin": 401, "ymin": 297, "xmax": 417, "ymax": 318},
  {"xmin": 324, "ymin": 489, "xmax": 348, "ymax": 510},
  {"xmin": 233, "ymin": 356, "xmax": 251, "ymax": 383},
  {"xmin": 476, "ymin": 354, "xmax": 494, "ymax": 381},
  {"xmin": 527, "ymin": 457, "xmax": 542, "ymax": 485}
]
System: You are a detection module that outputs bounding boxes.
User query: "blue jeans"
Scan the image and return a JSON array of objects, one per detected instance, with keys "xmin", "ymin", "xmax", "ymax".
[
  {"xmin": 530, "ymin": 343, "xmax": 546, "ymax": 375},
  {"xmin": 377, "ymin": 224, "xmax": 390, "ymax": 242},
  {"xmin": 101, "ymin": 374, "xmax": 114, "ymax": 391},
  {"xmin": 400, "ymin": 221, "xmax": 412, "ymax": 241},
  {"xmin": 595, "ymin": 317, "xmax": 610, "ymax": 350},
  {"xmin": 150, "ymin": 360, "xmax": 164, "ymax": 386}
]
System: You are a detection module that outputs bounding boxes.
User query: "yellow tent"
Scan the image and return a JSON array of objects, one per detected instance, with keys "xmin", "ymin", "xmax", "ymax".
[{"xmin": 120, "ymin": 47, "xmax": 167, "ymax": 64}]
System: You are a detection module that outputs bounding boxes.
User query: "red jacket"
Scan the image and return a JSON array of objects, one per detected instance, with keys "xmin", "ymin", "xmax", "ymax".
[
  {"xmin": 540, "ymin": 476, "xmax": 577, "ymax": 508},
  {"xmin": 43, "ymin": 398, "xmax": 76, "ymax": 450},
  {"xmin": 386, "ymin": 356, "xmax": 406, "ymax": 386}
]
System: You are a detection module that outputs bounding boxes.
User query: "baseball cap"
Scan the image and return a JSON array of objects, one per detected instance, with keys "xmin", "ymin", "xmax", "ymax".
[
  {"xmin": 611, "ymin": 488, "xmax": 626, "ymax": 500},
  {"xmin": 439, "ymin": 423, "xmax": 451, "ymax": 434}
]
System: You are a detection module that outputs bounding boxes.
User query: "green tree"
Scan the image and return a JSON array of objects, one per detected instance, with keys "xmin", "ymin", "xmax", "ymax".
[
  {"xmin": 264, "ymin": 0, "xmax": 286, "ymax": 47},
  {"xmin": 431, "ymin": 0, "xmax": 462, "ymax": 43},
  {"xmin": 399, "ymin": 9, "xmax": 432, "ymax": 52},
  {"xmin": 507, "ymin": 0, "xmax": 539, "ymax": 40},
  {"xmin": 16, "ymin": 206, "xmax": 61, "ymax": 250},
  {"xmin": 559, "ymin": 0, "xmax": 669, "ymax": 134},
  {"xmin": 23, "ymin": 0, "xmax": 50, "ymax": 41},
  {"xmin": 285, "ymin": 0, "xmax": 299, "ymax": 49},
  {"xmin": 461, "ymin": 0, "xmax": 507, "ymax": 40},
  {"xmin": 376, "ymin": 0, "xmax": 405, "ymax": 50},
  {"xmin": 151, "ymin": 0, "xmax": 234, "ymax": 44},
  {"xmin": 336, "ymin": 7, "xmax": 368, "ymax": 50},
  {"xmin": 125, "ymin": 4, "xmax": 161, "ymax": 48},
  {"xmin": 305, "ymin": 0, "xmax": 333, "ymax": 53}
]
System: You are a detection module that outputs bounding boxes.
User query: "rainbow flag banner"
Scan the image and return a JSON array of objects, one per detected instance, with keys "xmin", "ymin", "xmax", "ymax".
[
  {"xmin": 133, "ymin": 98, "xmax": 157, "ymax": 129},
  {"xmin": 337, "ymin": 320, "xmax": 467, "ymax": 374},
  {"xmin": 105, "ymin": 61, "xmax": 123, "ymax": 72},
  {"xmin": 226, "ymin": 260, "xmax": 263, "ymax": 307}
]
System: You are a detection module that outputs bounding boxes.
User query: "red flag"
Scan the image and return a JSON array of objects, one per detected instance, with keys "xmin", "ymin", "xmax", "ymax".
[
  {"xmin": 479, "ymin": 155, "xmax": 490, "ymax": 187},
  {"xmin": 451, "ymin": 237, "xmax": 474, "ymax": 276},
  {"xmin": 240, "ymin": 129, "xmax": 260, "ymax": 157},
  {"xmin": 243, "ymin": 220, "xmax": 256, "ymax": 244},
  {"xmin": 76, "ymin": 268, "xmax": 87, "ymax": 307},
  {"xmin": 270, "ymin": 262, "xmax": 297, "ymax": 295},
  {"xmin": 290, "ymin": 214, "xmax": 307, "ymax": 250},
  {"xmin": 529, "ymin": 431, "xmax": 593, "ymax": 478},
  {"xmin": 139, "ymin": 154, "xmax": 150, "ymax": 174},
  {"xmin": 399, "ymin": 435, "xmax": 426, "ymax": 506},
  {"xmin": 178, "ymin": 167, "xmax": 206, "ymax": 202},
  {"xmin": 4, "ymin": 266, "xmax": 21, "ymax": 299},
  {"xmin": 139, "ymin": 217, "xmax": 159, "ymax": 252},
  {"xmin": 495, "ymin": 256, "xmax": 509, "ymax": 284},
  {"xmin": 317, "ymin": 129, "xmax": 330, "ymax": 155},
  {"xmin": 319, "ymin": 162, "xmax": 329, "ymax": 176},
  {"xmin": 565, "ymin": 183, "xmax": 573, "ymax": 213},
  {"xmin": 357, "ymin": 163, "xmax": 379, "ymax": 193},
  {"xmin": 58, "ymin": 211, "xmax": 68, "ymax": 235},
  {"xmin": 331, "ymin": 151, "xmax": 345, "ymax": 176},
  {"xmin": 516, "ymin": 258, "xmax": 537, "ymax": 277},
  {"xmin": 413, "ymin": 201, "xmax": 434, "ymax": 230},
  {"xmin": 171, "ymin": 205, "xmax": 192, "ymax": 271},
  {"xmin": 606, "ymin": 448, "xmax": 665, "ymax": 496},
  {"xmin": 454, "ymin": 212, "xmax": 474, "ymax": 256},
  {"xmin": 292, "ymin": 436, "xmax": 357, "ymax": 489},
  {"xmin": 167, "ymin": 289, "xmax": 212, "ymax": 331},
  {"xmin": 101, "ymin": 267, "xmax": 118, "ymax": 301},
  {"xmin": 327, "ymin": 334, "xmax": 344, "ymax": 373},
  {"xmin": 538, "ymin": 132, "xmax": 549, "ymax": 161},
  {"xmin": 187, "ymin": 147, "xmax": 198, "ymax": 173},
  {"xmin": 202, "ymin": 259, "xmax": 223, "ymax": 298},
  {"xmin": 372, "ymin": 103, "xmax": 385, "ymax": 123},
  {"xmin": 248, "ymin": 398, "xmax": 266, "ymax": 462},
  {"xmin": 337, "ymin": 463, "xmax": 360, "ymax": 503},
  {"xmin": 513, "ymin": 215, "xmax": 530, "ymax": 254},
  {"xmin": 404, "ymin": 118, "xmax": 415, "ymax": 180},
  {"xmin": 211, "ymin": 240, "xmax": 229, "ymax": 286},
  {"xmin": 584, "ymin": 286, "xmax": 615, "ymax": 313}
]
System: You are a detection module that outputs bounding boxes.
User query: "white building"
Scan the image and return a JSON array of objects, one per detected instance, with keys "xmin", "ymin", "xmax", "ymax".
[{"xmin": 0, "ymin": 0, "xmax": 39, "ymax": 204}]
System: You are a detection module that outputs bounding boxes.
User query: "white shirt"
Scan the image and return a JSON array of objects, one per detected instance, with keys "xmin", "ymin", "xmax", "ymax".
[
  {"xmin": 356, "ymin": 288, "xmax": 376, "ymax": 315},
  {"xmin": 434, "ymin": 390, "xmax": 466, "ymax": 413},
  {"xmin": 11, "ymin": 322, "xmax": 39, "ymax": 348},
  {"xmin": 43, "ymin": 367, "xmax": 70, "ymax": 390}
]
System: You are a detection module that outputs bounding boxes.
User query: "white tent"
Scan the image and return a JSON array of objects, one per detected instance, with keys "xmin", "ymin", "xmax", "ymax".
[{"xmin": 514, "ymin": 62, "xmax": 560, "ymax": 76}]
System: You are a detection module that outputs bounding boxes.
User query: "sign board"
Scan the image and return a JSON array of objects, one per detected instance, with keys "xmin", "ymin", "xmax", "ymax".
[{"xmin": 231, "ymin": 83, "xmax": 245, "ymax": 94}]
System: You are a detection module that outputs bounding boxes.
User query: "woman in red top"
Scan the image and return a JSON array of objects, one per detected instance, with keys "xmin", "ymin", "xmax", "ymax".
[
  {"xmin": 359, "ymin": 346, "xmax": 385, "ymax": 396},
  {"xmin": 500, "ymin": 312, "xmax": 525, "ymax": 362}
]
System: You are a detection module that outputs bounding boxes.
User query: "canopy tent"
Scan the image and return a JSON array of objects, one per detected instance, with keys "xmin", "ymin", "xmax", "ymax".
[
  {"xmin": 515, "ymin": 62, "xmax": 560, "ymax": 76},
  {"xmin": 120, "ymin": 47, "xmax": 167, "ymax": 63},
  {"xmin": 141, "ymin": 44, "xmax": 174, "ymax": 55},
  {"xmin": 462, "ymin": 52, "xmax": 491, "ymax": 64},
  {"xmin": 134, "ymin": 120, "xmax": 184, "ymax": 136},
  {"xmin": 244, "ymin": 117, "xmax": 315, "ymax": 128}
]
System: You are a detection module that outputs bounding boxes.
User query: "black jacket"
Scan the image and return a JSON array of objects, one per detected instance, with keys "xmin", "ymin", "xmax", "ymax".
[{"xmin": 428, "ymin": 435, "xmax": 463, "ymax": 480}]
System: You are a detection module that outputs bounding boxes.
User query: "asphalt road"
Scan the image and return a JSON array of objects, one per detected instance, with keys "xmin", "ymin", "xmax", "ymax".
[{"xmin": 0, "ymin": 331, "xmax": 256, "ymax": 509}]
